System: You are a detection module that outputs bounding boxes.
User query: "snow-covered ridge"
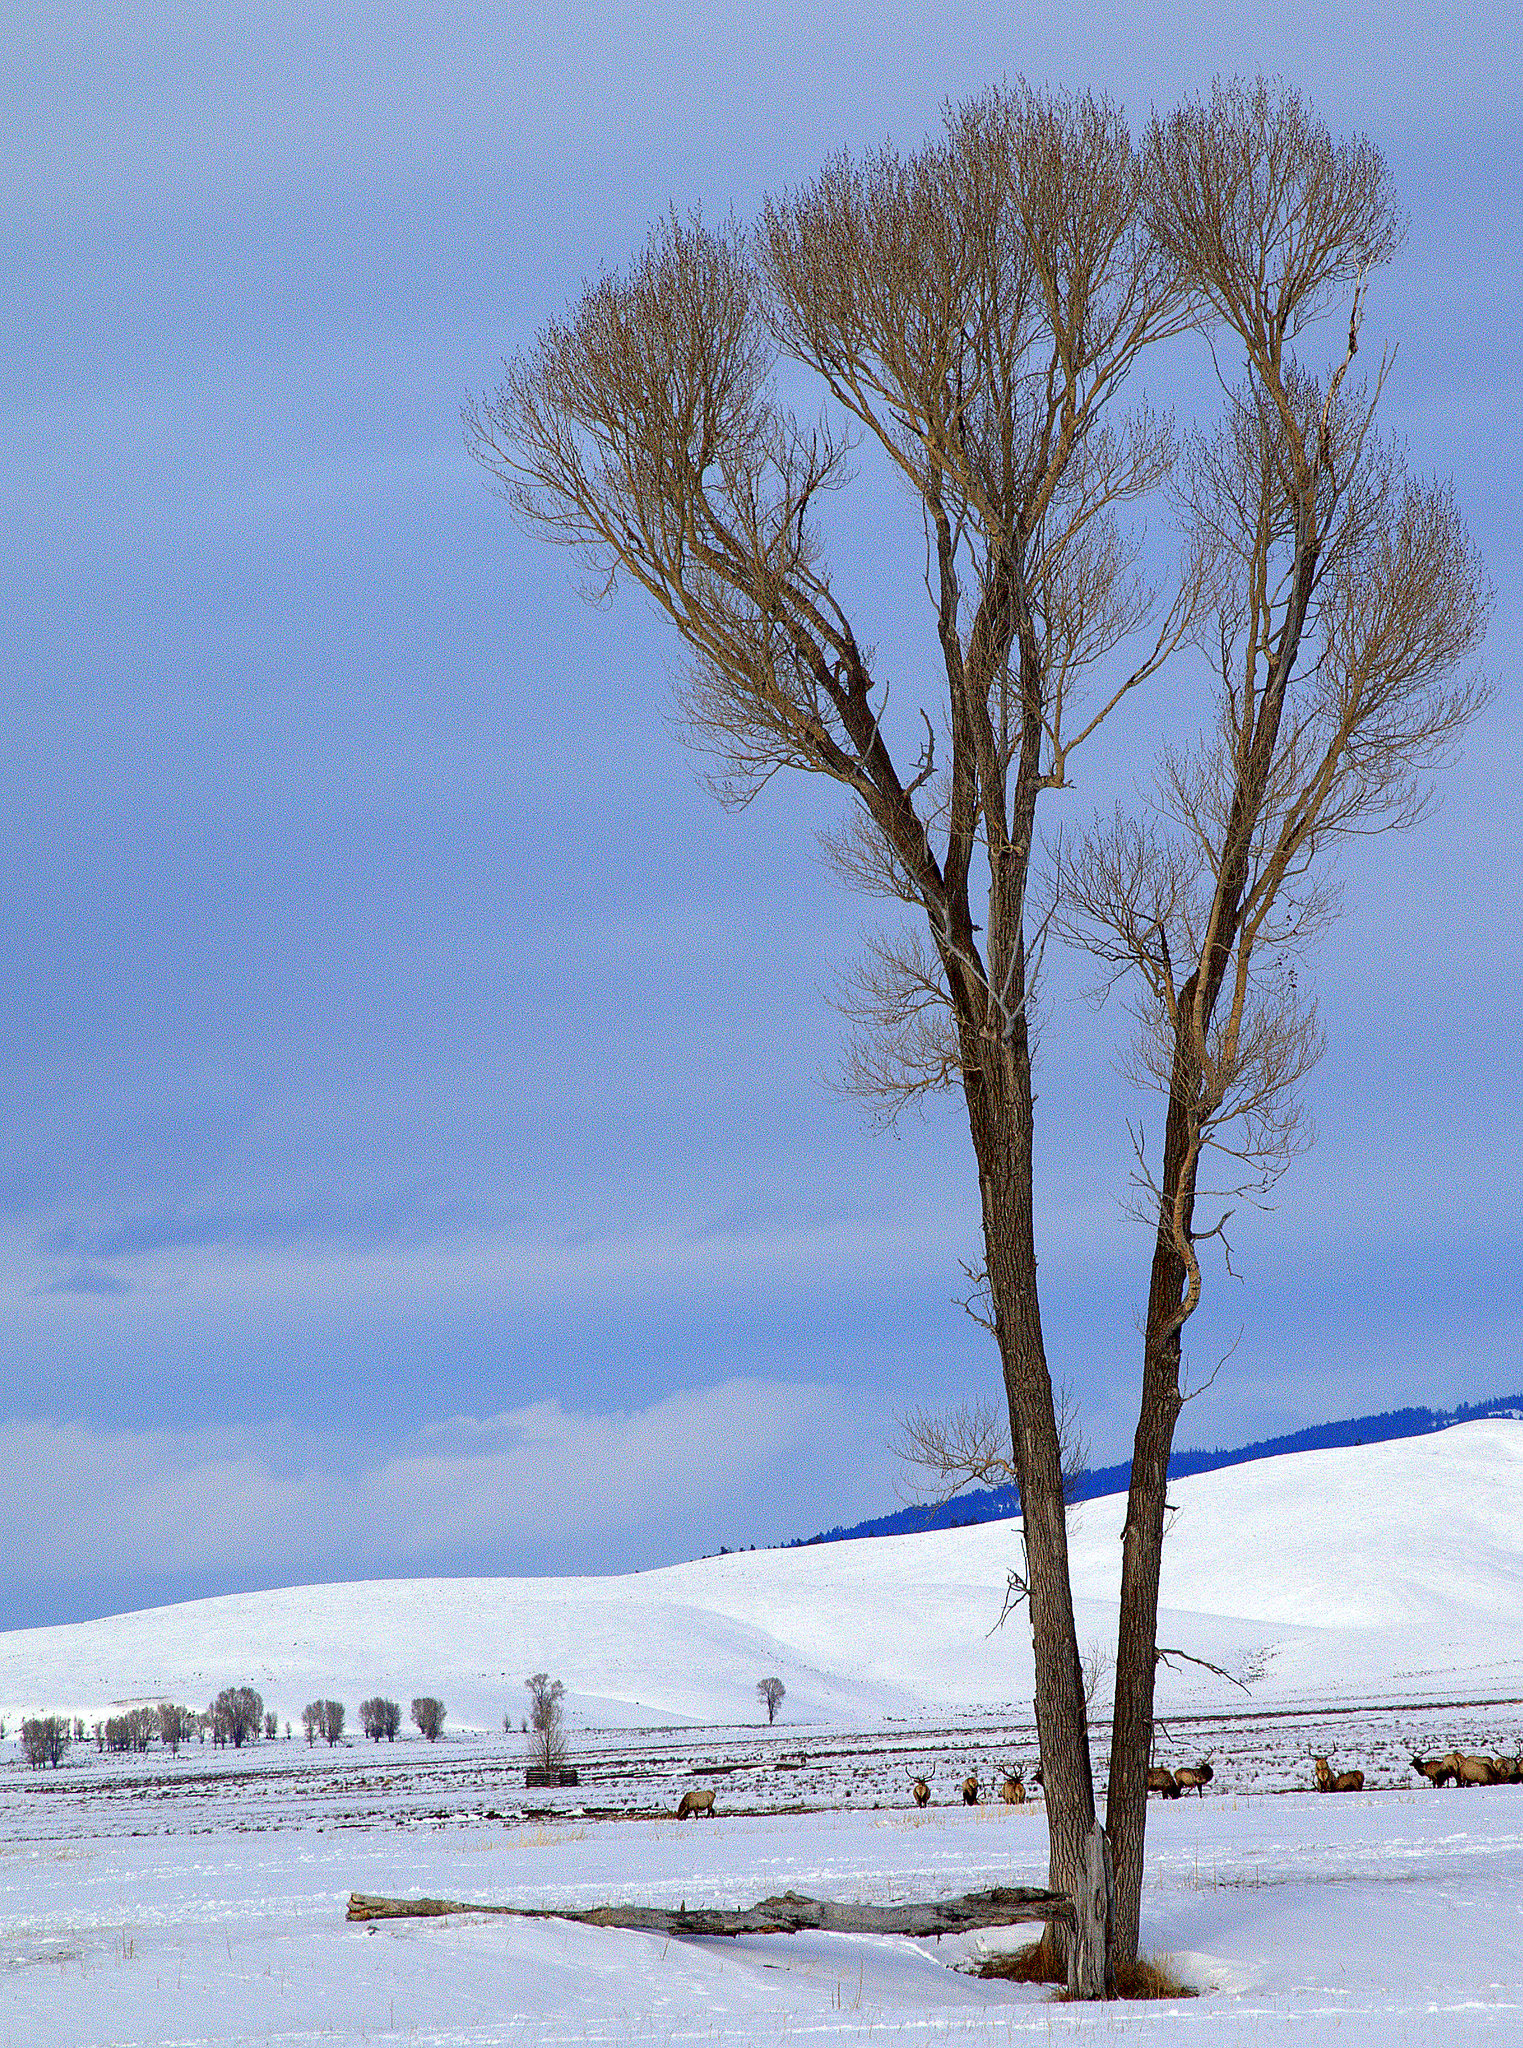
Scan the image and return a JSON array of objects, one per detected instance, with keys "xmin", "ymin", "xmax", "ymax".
[{"xmin": 3, "ymin": 1419, "xmax": 1520, "ymax": 1731}]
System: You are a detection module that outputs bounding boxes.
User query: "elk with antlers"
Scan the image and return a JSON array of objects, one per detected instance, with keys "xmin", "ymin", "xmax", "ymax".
[{"xmin": 1173, "ymin": 1757, "xmax": 1215, "ymax": 1798}]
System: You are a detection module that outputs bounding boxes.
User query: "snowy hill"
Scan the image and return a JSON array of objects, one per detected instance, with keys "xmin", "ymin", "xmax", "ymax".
[{"xmin": 3, "ymin": 1419, "xmax": 1520, "ymax": 1733}]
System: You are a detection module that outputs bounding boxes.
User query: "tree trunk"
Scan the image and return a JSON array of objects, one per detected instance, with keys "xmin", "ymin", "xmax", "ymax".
[
  {"xmin": 967, "ymin": 1045, "xmax": 1111, "ymax": 1999},
  {"xmin": 1106, "ymin": 1062, "xmax": 1194, "ymax": 1969},
  {"xmin": 1105, "ymin": 1332, "xmax": 1182, "ymax": 1966},
  {"xmin": 1067, "ymin": 1824, "xmax": 1116, "ymax": 1999}
]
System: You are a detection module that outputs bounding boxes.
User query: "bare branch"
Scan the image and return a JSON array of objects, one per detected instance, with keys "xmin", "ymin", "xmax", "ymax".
[{"xmin": 1154, "ymin": 1645, "xmax": 1255, "ymax": 1696}]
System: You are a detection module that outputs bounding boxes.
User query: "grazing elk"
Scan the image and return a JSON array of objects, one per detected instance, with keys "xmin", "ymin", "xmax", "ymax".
[
  {"xmin": 676, "ymin": 1787, "xmax": 716, "ymax": 1820},
  {"xmin": 999, "ymin": 1769, "xmax": 1025, "ymax": 1805},
  {"xmin": 908, "ymin": 1767, "xmax": 934, "ymax": 1809},
  {"xmin": 1146, "ymin": 1766, "xmax": 1180, "ymax": 1800},
  {"xmin": 960, "ymin": 1772, "xmax": 980, "ymax": 1806},
  {"xmin": 1489, "ymin": 1755, "xmax": 1522, "ymax": 1785},
  {"xmin": 1411, "ymin": 1754, "xmax": 1457, "ymax": 1787},
  {"xmin": 1174, "ymin": 1758, "xmax": 1215, "ymax": 1798},
  {"xmin": 1447, "ymin": 1751, "xmax": 1496, "ymax": 1787},
  {"xmin": 1313, "ymin": 1756, "xmax": 1364, "ymax": 1793}
]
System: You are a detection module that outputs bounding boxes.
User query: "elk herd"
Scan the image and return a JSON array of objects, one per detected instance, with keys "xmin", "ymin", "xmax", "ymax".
[
  {"xmin": 906, "ymin": 1764, "xmax": 1036, "ymax": 1808},
  {"xmin": 1145, "ymin": 1758, "xmax": 1215, "ymax": 1798},
  {"xmin": 1409, "ymin": 1749, "xmax": 1523, "ymax": 1788},
  {"xmin": 673, "ymin": 1738, "xmax": 1523, "ymax": 1817}
]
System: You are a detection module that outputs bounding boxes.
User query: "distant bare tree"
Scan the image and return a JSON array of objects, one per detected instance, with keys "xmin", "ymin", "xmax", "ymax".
[
  {"xmin": 1081, "ymin": 1640, "xmax": 1114, "ymax": 1720},
  {"xmin": 524, "ymin": 1674, "xmax": 566, "ymax": 1771},
  {"xmin": 321, "ymin": 1700, "xmax": 344, "ymax": 1746},
  {"xmin": 411, "ymin": 1697, "xmax": 445, "ymax": 1742},
  {"xmin": 21, "ymin": 1716, "xmax": 69, "ymax": 1769},
  {"xmin": 301, "ymin": 1702, "xmax": 321, "ymax": 1746},
  {"xmin": 212, "ymin": 1686, "xmax": 263, "ymax": 1749},
  {"xmin": 264, "ymin": 1711, "xmax": 278, "ymax": 1742},
  {"xmin": 756, "ymin": 1677, "xmax": 786, "ymax": 1724},
  {"xmin": 360, "ymin": 1697, "xmax": 401, "ymax": 1741},
  {"xmin": 157, "ymin": 1704, "xmax": 192, "ymax": 1756}
]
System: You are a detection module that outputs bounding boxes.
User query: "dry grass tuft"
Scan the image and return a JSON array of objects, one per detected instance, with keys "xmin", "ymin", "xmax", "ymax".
[
  {"xmin": 1113, "ymin": 1954, "xmax": 1198, "ymax": 2000},
  {"xmin": 976, "ymin": 1940, "xmax": 1197, "ymax": 2000},
  {"xmin": 975, "ymin": 1935, "xmax": 1064, "ymax": 1984}
]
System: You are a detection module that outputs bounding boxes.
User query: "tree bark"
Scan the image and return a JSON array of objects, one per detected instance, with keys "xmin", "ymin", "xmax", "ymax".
[
  {"xmin": 346, "ymin": 1885, "xmax": 1075, "ymax": 1937},
  {"xmin": 1066, "ymin": 1824, "xmax": 1117, "ymax": 1999},
  {"xmin": 963, "ymin": 1002, "xmax": 1110, "ymax": 1998}
]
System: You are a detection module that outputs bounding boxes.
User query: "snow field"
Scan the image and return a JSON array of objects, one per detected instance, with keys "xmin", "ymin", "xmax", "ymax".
[
  {"xmin": 4, "ymin": 1421, "xmax": 1523, "ymax": 2041},
  {"xmin": 4, "ymin": 1785, "xmax": 1523, "ymax": 2044}
]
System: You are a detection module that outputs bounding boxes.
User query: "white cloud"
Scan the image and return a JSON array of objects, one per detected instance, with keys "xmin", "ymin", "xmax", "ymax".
[{"xmin": 0, "ymin": 1378, "xmax": 853, "ymax": 1597}]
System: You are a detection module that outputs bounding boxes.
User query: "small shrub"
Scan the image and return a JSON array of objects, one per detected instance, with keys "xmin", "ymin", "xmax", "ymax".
[{"xmin": 411, "ymin": 1696, "xmax": 445, "ymax": 1741}]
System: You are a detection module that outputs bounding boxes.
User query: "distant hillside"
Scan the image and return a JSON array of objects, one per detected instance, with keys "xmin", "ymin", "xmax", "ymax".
[
  {"xmin": 4, "ymin": 1421, "xmax": 1522, "ymax": 1727},
  {"xmin": 791, "ymin": 1391, "xmax": 1523, "ymax": 1547}
]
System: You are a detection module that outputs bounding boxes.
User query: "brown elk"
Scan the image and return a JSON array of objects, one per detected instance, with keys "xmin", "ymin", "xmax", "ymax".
[
  {"xmin": 960, "ymin": 1772, "xmax": 979, "ymax": 1806},
  {"xmin": 1313, "ymin": 1756, "xmax": 1364, "ymax": 1793},
  {"xmin": 1447, "ymin": 1751, "xmax": 1497, "ymax": 1787},
  {"xmin": 999, "ymin": 1769, "xmax": 1025, "ymax": 1805},
  {"xmin": 907, "ymin": 1767, "xmax": 934, "ymax": 1808},
  {"xmin": 1174, "ymin": 1758, "xmax": 1215, "ymax": 1798},
  {"xmin": 1489, "ymin": 1755, "xmax": 1522, "ymax": 1785},
  {"xmin": 1411, "ymin": 1754, "xmax": 1457, "ymax": 1787},
  {"xmin": 676, "ymin": 1788, "xmax": 716, "ymax": 1820},
  {"xmin": 1146, "ymin": 1766, "xmax": 1180, "ymax": 1799}
]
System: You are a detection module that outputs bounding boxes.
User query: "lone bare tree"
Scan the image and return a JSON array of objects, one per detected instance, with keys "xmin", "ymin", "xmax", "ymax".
[
  {"xmin": 756, "ymin": 1677, "xmax": 786, "ymax": 1724},
  {"xmin": 470, "ymin": 83, "xmax": 1195, "ymax": 1994},
  {"xmin": 524, "ymin": 1673, "xmax": 567, "ymax": 1771},
  {"xmin": 411, "ymin": 1697, "xmax": 446, "ymax": 1741},
  {"xmin": 360, "ymin": 1697, "xmax": 401, "ymax": 1741},
  {"xmin": 1054, "ymin": 83, "xmax": 1489, "ymax": 1966},
  {"xmin": 468, "ymin": 80, "xmax": 1486, "ymax": 1992}
]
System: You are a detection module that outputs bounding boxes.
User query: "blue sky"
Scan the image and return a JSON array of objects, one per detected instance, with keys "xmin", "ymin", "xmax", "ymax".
[{"xmin": 1, "ymin": 0, "xmax": 1518, "ymax": 1628}]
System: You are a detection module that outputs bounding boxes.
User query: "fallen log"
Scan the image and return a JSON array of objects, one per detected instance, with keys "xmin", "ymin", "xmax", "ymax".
[{"xmin": 347, "ymin": 1884, "xmax": 1073, "ymax": 1937}]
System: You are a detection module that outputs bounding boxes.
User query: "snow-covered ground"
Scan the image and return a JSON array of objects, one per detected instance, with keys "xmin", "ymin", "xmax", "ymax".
[
  {"xmin": 4, "ymin": 1769, "xmax": 1522, "ymax": 2044},
  {"xmin": 2, "ymin": 1421, "xmax": 1522, "ymax": 2042}
]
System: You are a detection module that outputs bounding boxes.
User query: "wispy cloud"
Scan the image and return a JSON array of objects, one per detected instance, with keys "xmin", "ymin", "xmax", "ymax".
[
  {"xmin": 32, "ymin": 1265, "xmax": 131, "ymax": 1298},
  {"xmin": 18, "ymin": 1208, "xmax": 977, "ymax": 1318}
]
